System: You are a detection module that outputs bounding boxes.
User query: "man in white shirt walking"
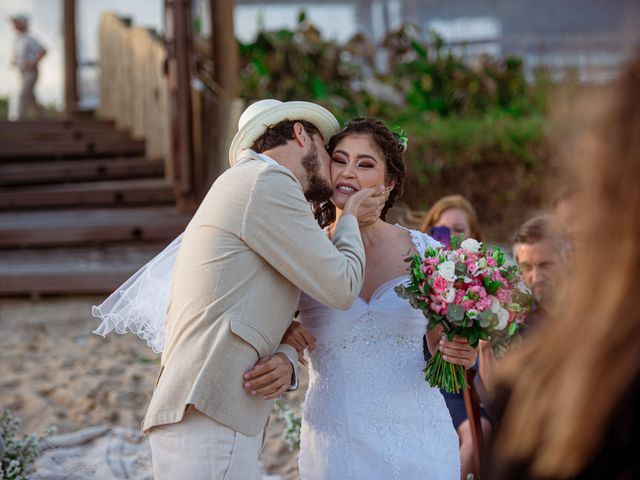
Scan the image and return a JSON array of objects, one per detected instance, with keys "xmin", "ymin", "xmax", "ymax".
[{"xmin": 9, "ymin": 14, "xmax": 47, "ymax": 120}]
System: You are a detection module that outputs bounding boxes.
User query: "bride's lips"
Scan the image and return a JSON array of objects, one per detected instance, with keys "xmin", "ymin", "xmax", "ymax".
[{"xmin": 334, "ymin": 182, "xmax": 359, "ymax": 195}]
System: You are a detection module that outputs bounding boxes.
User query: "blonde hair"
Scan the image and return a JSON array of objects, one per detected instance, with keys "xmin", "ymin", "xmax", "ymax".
[
  {"xmin": 493, "ymin": 57, "xmax": 640, "ymax": 478},
  {"xmin": 420, "ymin": 194, "xmax": 483, "ymax": 241}
]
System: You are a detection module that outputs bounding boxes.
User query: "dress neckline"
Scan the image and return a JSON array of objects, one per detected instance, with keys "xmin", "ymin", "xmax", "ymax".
[{"xmin": 357, "ymin": 274, "xmax": 408, "ymax": 306}]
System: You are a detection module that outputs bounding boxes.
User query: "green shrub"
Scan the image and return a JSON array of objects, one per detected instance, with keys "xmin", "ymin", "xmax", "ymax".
[
  {"xmin": 0, "ymin": 98, "xmax": 8, "ymax": 120},
  {"xmin": 0, "ymin": 411, "xmax": 56, "ymax": 480},
  {"xmin": 238, "ymin": 16, "xmax": 553, "ymax": 241}
]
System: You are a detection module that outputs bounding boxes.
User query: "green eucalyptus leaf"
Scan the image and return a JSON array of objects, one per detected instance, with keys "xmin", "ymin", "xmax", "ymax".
[
  {"xmin": 446, "ymin": 304, "xmax": 465, "ymax": 324},
  {"xmin": 508, "ymin": 321, "xmax": 519, "ymax": 336}
]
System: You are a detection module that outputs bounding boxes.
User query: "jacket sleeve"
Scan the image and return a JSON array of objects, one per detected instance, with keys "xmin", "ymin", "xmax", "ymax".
[{"xmin": 242, "ymin": 167, "xmax": 365, "ymax": 310}]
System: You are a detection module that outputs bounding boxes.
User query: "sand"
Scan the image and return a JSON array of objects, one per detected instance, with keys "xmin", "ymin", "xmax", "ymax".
[{"xmin": 0, "ymin": 297, "xmax": 304, "ymax": 479}]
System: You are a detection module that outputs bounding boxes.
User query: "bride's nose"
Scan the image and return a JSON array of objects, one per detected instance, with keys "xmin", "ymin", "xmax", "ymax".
[{"xmin": 340, "ymin": 161, "xmax": 357, "ymax": 179}]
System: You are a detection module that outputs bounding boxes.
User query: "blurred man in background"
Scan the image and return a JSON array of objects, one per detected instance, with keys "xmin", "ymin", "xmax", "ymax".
[
  {"xmin": 9, "ymin": 14, "xmax": 46, "ymax": 120},
  {"xmin": 513, "ymin": 214, "xmax": 566, "ymax": 326}
]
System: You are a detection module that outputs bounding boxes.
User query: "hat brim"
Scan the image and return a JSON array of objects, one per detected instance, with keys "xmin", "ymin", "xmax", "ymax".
[{"xmin": 228, "ymin": 101, "xmax": 340, "ymax": 166}]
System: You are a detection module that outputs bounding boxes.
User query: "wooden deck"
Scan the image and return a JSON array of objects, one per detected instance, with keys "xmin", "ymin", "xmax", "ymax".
[{"xmin": 0, "ymin": 118, "xmax": 191, "ymax": 296}]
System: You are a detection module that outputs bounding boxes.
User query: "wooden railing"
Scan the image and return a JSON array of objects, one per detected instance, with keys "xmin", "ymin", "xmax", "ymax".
[
  {"xmin": 191, "ymin": 72, "xmax": 244, "ymax": 202},
  {"xmin": 97, "ymin": 13, "xmax": 171, "ymax": 173}
]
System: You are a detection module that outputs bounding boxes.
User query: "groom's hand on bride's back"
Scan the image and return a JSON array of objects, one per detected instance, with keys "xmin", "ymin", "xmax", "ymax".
[
  {"xmin": 243, "ymin": 353, "xmax": 294, "ymax": 400},
  {"xmin": 343, "ymin": 185, "xmax": 390, "ymax": 227},
  {"xmin": 282, "ymin": 321, "xmax": 316, "ymax": 366}
]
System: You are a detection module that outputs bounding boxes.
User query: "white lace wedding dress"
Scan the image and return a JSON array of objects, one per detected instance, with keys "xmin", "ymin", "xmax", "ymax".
[{"xmin": 297, "ymin": 228, "xmax": 460, "ymax": 480}]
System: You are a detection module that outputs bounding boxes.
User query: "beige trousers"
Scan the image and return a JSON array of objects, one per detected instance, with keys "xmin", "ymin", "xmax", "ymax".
[
  {"xmin": 149, "ymin": 407, "xmax": 262, "ymax": 480},
  {"xmin": 17, "ymin": 70, "xmax": 43, "ymax": 120}
]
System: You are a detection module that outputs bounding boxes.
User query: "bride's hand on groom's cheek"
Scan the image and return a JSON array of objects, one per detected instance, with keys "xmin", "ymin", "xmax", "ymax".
[
  {"xmin": 243, "ymin": 353, "xmax": 293, "ymax": 400},
  {"xmin": 343, "ymin": 185, "xmax": 390, "ymax": 227}
]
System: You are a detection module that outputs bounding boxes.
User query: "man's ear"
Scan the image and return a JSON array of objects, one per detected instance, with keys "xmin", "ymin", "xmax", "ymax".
[{"xmin": 292, "ymin": 122, "xmax": 307, "ymax": 148}]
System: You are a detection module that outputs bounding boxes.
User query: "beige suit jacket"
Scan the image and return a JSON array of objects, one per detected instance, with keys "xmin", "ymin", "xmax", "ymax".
[{"xmin": 142, "ymin": 150, "xmax": 365, "ymax": 436}]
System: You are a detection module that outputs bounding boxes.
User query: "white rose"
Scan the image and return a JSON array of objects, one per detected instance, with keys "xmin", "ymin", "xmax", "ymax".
[
  {"xmin": 444, "ymin": 287, "xmax": 456, "ymax": 303},
  {"xmin": 438, "ymin": 261, "xmax": 456, "ymax": 282},
  {"xmin": 496, "ymin": 307, "xmax": 510, "ymax": 330},
  {"xmin": 461, "ymin": 238, "xmax": 482, "ymax": 254}
]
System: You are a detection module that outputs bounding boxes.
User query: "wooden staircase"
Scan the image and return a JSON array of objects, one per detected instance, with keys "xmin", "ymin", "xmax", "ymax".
[{"xmin": 0, "ymin": 118, "xmax": 192, "ymax": 296}]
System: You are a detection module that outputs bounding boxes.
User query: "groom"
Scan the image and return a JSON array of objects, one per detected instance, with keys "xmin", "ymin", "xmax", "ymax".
[{"xmin": 143, "ymin": 99, "xmax": 386, "ymax": 479}]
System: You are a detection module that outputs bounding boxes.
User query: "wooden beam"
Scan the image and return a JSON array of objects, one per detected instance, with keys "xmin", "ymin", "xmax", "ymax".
[
  {"xmin": 63, "ymin": 0, "xmax": 79, "ymax": 112},
  {"xmin": 165, "ymin": 0, "xmax": 195, "ymax": 204},
  {"xmin": 210, "ymin": 0, "xmax": 239, "ymax": 97}
]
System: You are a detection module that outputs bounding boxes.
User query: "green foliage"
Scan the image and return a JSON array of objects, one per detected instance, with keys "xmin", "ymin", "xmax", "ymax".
[
  {"xmin": 1, "ymin": 410, "xmax": 56, "ymax": 480},
  {"xmin": 274, "ymin": 400, "xmax": 301, "ymax": 451},
  {"xmin": 237, "ymin": 18, "xmax": 552, "ymax": 240},
  {"xmin": 0, "ymin": 98, "xmax": 8, "ymax": 120}
]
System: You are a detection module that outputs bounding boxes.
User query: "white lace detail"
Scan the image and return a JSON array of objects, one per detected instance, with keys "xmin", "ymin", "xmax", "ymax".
[
  {"xmin": 394, "ymin": 224, "xmax": 442, "ymax": 256},
  {"xmin": 297, "ymin": 226, "xmax": 460, "ymax": 479},
  {"xmin": 91, "ymin": 234, "xmax": 182, "ymax": 353}
]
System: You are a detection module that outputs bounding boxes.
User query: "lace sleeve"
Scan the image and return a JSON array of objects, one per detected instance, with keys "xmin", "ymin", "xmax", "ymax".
[
  {"xmin": 395, "ymin": 225, "xmax": 442, "ymax": 256},
  {"xmin": 91, "ymin": 233, "xmax": 183, "ymax": 353}
]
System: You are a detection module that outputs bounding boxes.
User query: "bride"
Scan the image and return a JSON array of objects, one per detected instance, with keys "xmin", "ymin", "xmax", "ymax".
[
  {"xmin": 275, "ymin": 118, "xmax": 476, "ymax": 479},
  {"xmin": 93, "ymin": 118, "xmax": 476, "ymax": 479}
]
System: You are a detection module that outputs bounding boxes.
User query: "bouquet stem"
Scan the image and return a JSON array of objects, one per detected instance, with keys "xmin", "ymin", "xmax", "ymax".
[{"xmin": 424, "ymin": 349, "xmax": 468, "ymax": 393}]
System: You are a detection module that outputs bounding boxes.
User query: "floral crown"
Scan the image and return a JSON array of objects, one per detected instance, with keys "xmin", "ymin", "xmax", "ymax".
[{"xmin": 391, "ymin": 125, "xmax": 408, "ymax": 152}]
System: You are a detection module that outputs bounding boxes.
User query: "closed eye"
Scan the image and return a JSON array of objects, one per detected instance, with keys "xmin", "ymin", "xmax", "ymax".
[{"xmin": 332, "ymin": 156, "xmax": 347, "ymax": 164}]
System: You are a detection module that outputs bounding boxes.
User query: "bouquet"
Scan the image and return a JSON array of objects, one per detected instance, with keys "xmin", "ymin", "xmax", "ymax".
[{"xmin": 395, "ymin": 237, "xmax": 532, "ymax": 393}]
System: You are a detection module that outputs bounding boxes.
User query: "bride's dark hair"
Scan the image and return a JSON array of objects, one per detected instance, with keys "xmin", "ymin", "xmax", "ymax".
[{"xmin": 313, "ymin": 118, "xmax": 406, "ymax": 228}]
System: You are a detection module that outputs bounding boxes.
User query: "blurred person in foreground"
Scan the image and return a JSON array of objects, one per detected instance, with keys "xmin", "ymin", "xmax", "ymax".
[
  {"xmin": 9, "ymin": 14, "xmax": 46, "ymax": 120},
  {"xmin": 421, "ymin": 194, "xmax": 492, "ymax": 480},
  {"xmin": 486, "ymin": 56, "xmax": 640, "ymax": 479}
]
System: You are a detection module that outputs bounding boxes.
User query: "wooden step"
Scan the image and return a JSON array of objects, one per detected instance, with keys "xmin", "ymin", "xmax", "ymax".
[
  {"xmin": 0, "ymin": 131, "xmax": 134, "ymax": 143},
  {"xmin": 0, "ymin": 157, "xmax": 164, "ymax": 186},
  {"xmin": 0, "ymin": 207, "xmax": 190, "ymax": 248},
  {"xmin": 0, "ymin": 179, "xmax": 176, "ymax": 210},
  {"xmin": 0, "ymin": 119, "xmax": 116, "ymax": 133},
  {"xmin": 0, "ymin": 139, "xmax": 146, "ymax": 160},
  {"xmin": 0, "ymin": 243, "xmax": 168, "ymax": 295}
]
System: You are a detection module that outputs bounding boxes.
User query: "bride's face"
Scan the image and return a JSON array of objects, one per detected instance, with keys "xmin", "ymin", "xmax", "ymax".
[{"xmin": 330, "ymin": 134, "xmax": 392, "ymax": 210}]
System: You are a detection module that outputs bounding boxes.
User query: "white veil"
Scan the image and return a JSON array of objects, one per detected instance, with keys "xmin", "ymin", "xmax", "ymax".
[{"xmin": 91, "ymin": 234, "xmax": 183, "ymax": 353}]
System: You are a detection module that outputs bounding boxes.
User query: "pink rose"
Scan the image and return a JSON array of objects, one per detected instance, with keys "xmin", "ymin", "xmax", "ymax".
[
  {"xmin": 492, "ymin": 271, "xmax": 505, "ymax": 283},
  {"xmin": 496, "ymin": 287, "xmax": 512, "ymax": 304},
  {"xmin": 475, "ymin": 297, "xmax": 492, "ymax": 311},
  {"xmin": 433, "ymin": 275, "xmax": 449, "ymax": 293},
  {"xmin": 468, "ymin": 285, "xmax": 488, "ymax": 298}
]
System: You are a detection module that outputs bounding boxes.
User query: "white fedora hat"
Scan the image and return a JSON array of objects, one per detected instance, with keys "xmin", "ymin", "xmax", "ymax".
[{"xmin": 228, "ymin": 99, "xmax": 340, "ymax": 167}]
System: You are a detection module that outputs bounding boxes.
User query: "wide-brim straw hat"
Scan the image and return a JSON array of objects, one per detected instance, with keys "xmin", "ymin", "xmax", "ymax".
[{"xmin": 228, "ymin": 99, "xmax": 340, "ymax": 167}]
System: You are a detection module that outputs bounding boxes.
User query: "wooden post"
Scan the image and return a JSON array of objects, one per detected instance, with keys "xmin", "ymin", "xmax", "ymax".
[
  {"xmin": 63, "ymin": 0, "xmax": 78, "ymax": 113},
  {"xmin": 165, "ymin": 0, "xmax": 195, "ymax": 207},
  {"xmin": 463, "ymin": 369, "xmax": 485, "ymax": 479},
  {"xmin": 209, "ymin": 0, "xmax": 239, "ymax": 97}
]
